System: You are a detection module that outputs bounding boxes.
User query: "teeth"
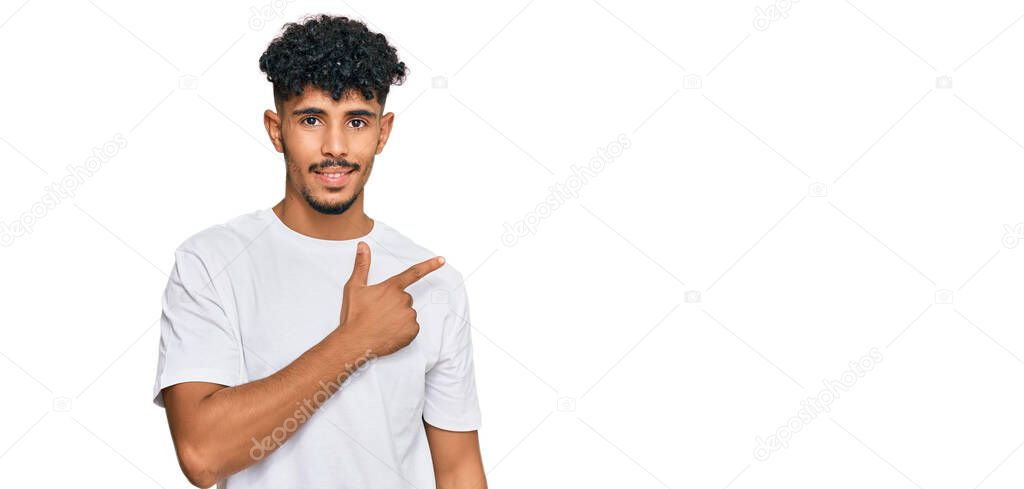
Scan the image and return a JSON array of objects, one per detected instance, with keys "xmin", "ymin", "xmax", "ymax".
[{"xmin": 317, "ymin": 170, "xmax": 351, "ymax": 178}]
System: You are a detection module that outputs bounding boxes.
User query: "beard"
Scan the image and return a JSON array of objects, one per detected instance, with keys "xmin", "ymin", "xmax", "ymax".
[
  {"xmin": 282, "ymin": 136, "xmax": 369, "ymax": 216},
  {"xmin": 301, "ymin": 185, "xmax": 363, "ymax": 215}
]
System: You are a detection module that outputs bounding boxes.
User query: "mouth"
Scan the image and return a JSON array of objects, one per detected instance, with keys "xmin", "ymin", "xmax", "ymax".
[{"xmin": 312, "ymin": 168, "xmax": 356, "ymax": 187}]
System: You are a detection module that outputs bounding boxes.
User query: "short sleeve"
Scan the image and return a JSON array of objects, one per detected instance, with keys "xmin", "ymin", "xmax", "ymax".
[
  {"xmin": 152, "ymin": 249, "xmax": 242, "ymax": 408},
  {"xmin": 422, "ymin": 280, "xmax": 483, "ymax": 431}
]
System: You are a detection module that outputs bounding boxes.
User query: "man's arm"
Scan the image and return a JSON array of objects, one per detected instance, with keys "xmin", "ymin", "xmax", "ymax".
[
  {"xmin": 164, "ymin": 329, "xmax": 369, "ymax": 487},
  {"xmin": 425, "ymin": 422, "xmax": 487, "ymax": 489},
  {"xmin": 162, "ymin": 242, "xmax": 444, "ymax": 487}
]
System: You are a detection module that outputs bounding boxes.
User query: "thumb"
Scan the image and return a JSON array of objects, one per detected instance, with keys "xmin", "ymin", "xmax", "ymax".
[{"xmin": 348, "ymin": 241, "xmax": 371, "ymax": 287}]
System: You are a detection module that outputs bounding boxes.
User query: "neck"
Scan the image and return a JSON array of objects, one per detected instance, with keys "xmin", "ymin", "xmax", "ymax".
[{"xmin": 272, "ymin": 192, "xmax": 373, "ymax": 241}]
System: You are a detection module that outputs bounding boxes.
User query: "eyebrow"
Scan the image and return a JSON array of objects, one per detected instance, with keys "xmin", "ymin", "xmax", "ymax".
[{"xmin": 291, "ymin": 107, "xmax": 377, "ymax": 118}]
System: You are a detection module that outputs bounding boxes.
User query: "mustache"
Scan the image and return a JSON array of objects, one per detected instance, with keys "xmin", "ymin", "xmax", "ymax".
[{"xmin": 311, "ymin": 160, "xmax": 360, "ymax": 173}]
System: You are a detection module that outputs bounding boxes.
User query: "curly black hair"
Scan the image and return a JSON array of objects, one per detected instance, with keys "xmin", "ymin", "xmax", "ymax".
[{"xmin": 258, "ymin": 14, "xmax": 408, "ymax": 110}]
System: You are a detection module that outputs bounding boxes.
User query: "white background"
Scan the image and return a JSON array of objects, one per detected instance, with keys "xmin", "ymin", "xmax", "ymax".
[{"xmin": 2, "ymin": 0, "xmax": 1024, "ymax": 487}]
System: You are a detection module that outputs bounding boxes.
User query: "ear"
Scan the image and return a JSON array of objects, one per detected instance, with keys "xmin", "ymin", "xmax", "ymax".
[
  {"xmin": 264, "ymin": 109, "xmax": 284, "ymax": 153},
  {"xmin": 375, "ymin": 111, "xmax": 395, "ymax": 155}
]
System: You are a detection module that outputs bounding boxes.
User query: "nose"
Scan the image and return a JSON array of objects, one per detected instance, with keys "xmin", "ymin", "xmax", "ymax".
[{"xmin": 321, "ymin": 123, "xmax": 349, "ymax": 159}]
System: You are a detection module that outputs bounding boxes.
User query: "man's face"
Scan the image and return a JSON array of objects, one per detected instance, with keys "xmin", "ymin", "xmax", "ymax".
[{"xmin": 266, "ymin": 86, "xmax": 394, "ymax": 215}]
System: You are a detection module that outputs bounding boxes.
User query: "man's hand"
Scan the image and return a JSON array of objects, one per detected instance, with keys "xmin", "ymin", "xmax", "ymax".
[{"xmin": 338, "ymin": 241, "xmax": 445, "ymax": 356}]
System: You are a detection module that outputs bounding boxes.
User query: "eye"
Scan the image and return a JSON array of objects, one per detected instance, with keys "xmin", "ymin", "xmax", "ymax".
[
  {"xmin": 349, "ymin": 119, "xmax": 367, "ymax": 129},
  {"xmin": 301, "ymin": 116, "xmax": 322, "ymax": 126}
]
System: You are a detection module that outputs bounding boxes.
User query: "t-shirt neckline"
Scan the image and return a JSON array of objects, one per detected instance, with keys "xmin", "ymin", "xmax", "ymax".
[{"xmin": 265, "ymin": 207, "xmax": 379, "ymax": 247}]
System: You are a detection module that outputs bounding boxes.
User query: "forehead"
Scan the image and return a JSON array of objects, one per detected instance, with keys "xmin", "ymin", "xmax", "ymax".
[{"xmin": 284, "ymin": 85, "xmax": 380, "ymax": 112}]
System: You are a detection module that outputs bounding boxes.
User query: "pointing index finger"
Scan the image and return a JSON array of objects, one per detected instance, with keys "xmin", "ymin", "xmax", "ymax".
[{"xmin": 389, "ymin": 256, "xmax": 445, "ymax": 289}]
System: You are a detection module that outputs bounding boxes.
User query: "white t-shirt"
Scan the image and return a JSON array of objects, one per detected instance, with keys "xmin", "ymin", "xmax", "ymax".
[{"xmin": 152, "ymin": 207, "xmax": 482, "ymax": 489}]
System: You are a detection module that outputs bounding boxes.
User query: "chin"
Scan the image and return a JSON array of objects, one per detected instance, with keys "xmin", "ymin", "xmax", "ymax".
[{"xmin": 301, "ymin": 186, "xmax": 362, "ymax": 216}]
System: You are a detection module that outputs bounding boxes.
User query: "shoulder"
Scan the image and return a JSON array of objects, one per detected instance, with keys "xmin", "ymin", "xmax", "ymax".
[{"xmin": 173, "ymin": 209, "xmax": 270, "ymax": 270}]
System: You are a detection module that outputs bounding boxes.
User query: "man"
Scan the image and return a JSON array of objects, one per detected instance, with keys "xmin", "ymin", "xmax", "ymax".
[{"xmin": 152, "ymin": 14, "xmax": 486, "ymax": 489}]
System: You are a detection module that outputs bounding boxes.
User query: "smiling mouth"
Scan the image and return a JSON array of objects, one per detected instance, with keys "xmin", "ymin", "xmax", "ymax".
[
  {"xmin": 313, "ymin": 168, "xmax": 355, "ymax": 177},
  {"xmin": 312, "ymin": 168, "xmax": 356, "ymax": 186}
]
